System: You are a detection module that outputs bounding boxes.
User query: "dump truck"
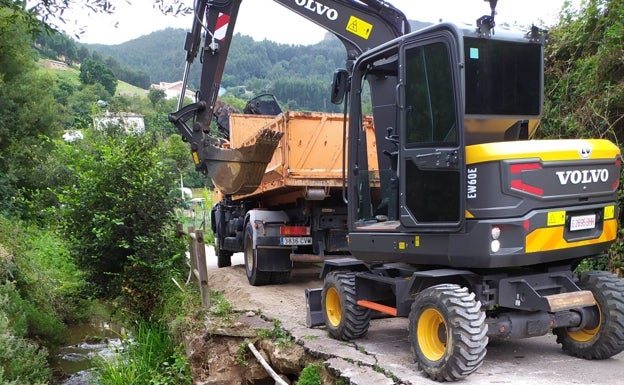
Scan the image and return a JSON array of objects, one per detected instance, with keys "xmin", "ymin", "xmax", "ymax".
[
  {"xmin": 209, "ymin": 109, "xmax": 378, "ymax": 285},
  {"xmin": 169, "ymin": 0, "xmax": 624, "ymax": 381}
]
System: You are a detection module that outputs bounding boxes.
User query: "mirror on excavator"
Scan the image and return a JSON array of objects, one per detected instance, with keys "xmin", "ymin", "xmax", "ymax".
[{"xmin": 331, "ymin": 69, "xmax": 349, "ymax": 105}]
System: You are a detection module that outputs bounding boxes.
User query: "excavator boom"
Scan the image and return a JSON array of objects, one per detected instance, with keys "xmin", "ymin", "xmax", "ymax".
[{"xmin": 169, "ymin": 0, "xmax": 409, "ymax": 194}]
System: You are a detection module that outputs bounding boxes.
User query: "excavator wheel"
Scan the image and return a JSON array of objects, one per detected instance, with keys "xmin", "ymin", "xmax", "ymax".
[
  {"xmin": 554, "ymin": 271, "xmax": 624, "ymax": 359},
  {"xmin": 408, "ymin": 284, "xmax": 488, "ymax": 382},
  {"xmin": 321, "ymin": 271, "xmax": 371, "ymax": 340},
  {"xmin": 215, "ymin": 237, "xmax": 232, "ymax": 268},
  {"xmin": 244, "ymin": 223, "xmax": 271, "ymax": 286}
]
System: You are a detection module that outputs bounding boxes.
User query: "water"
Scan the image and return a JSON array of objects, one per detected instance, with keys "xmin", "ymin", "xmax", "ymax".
[{"xmin": 53, "ymin": 319, "xmax": 125, "ymax": 385}]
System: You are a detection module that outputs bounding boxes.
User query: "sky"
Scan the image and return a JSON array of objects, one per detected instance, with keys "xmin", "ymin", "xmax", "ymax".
[{"xmin": 62, "ymin": 0, "xmax": 577, "ymax": 46}]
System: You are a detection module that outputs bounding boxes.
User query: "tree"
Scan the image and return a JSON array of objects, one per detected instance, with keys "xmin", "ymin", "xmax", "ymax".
[
  {"xmin": 148, "ymin": 87, "xmax": 166, "ymax": 108},
  {"xmin": 541, "ymin": 0, "xmax": 624, "ymax": 144},
  {"xmin": 57, "ymin": 129, "xmax": 186, "ymax": 318},
  {"xmin": 0, "ymin": 8, "xmax": 63, "ymax": 212},
  {"xmin": 79, "ymin": 58, "xmax": 118, "ymax": 96}
]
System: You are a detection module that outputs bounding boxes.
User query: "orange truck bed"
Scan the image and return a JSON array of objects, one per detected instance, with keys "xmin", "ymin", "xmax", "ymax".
[{"xmin": 216, "ymin": 111, "xmax": 378, "ymax": 202}]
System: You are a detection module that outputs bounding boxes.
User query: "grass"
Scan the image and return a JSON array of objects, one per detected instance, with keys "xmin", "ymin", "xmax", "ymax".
[
  {"xmin": 236, "ymin": 342, "xmax": 250, "ymax": 367},
  {"xmin": 209, "ymin": 291, "xmax": 238, "ymax": 324},
  {"xmin": 38, "ymin": 59, "xmax": 147, "ymax": 97},
  {"xmin": 94, "ymin": 321, "xmax": 191, "ymax": 385},
  {"xmin": 257, "ymin": 319, "xmax": 293, "ymax": 347},
  {"xmin": 117, "ymin": 80, "xmax": 147, "ymax": 97},
  {"xmin": 297, "ymin": 363, "xmax": 323, "ymax": 385}
]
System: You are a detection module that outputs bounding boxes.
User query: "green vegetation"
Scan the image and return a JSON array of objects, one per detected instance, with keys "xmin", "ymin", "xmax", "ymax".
[
  {"xmin": 54, "ymin": 127, "xmax": 187, "ymax": 319},
  {"xmin": 1, "ymin": 3, "xmax": 198, "ymax": 382},
  {"xmin": 0, "ymin": 219, "xmax": 85, "ymax": 384},
  {"xmin": 209, "ymin": 291, "xmax": 237, "ymax": 322},
  {"xmin": 542, "ymin": 0, "xmax": 624, "ymax": 272},
  {"xmin": 258, "ymin": 319, "xmax": 293, "ymax": 347},
  {"xmin": 296, "ymin": 363, "xmax": 323, "ymax": 385},
  {"xmin": 94, "ymin": 322, "xmax": 192, "ymax": 385},
  {"xmin": 236, "ymin": 342, "xmax": 250, "ymax": 367},
  {"xmin": 0, "ymin": 283, "xmax": 52, "ymax": 385},
  {"xmin": 80, "ymin": 58, "xmax": 117, "ymax": 95}
]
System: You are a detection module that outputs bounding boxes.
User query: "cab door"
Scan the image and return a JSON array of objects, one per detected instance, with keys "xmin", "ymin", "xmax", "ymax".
[{"xmin": 398, "ymin": 32, "xmax": 465, "ymax": 230}]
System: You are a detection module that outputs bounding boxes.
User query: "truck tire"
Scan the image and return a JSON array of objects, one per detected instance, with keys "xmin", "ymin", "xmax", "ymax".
[
  {"xmin": 244, "ymin": 223, "xmax": 271, "ymax": 286},
  {"xmin": 554, "ymin": 270, "xmax": 624, "ymax": 359},
  {"xmin": 321, "ymin": 271, "xmax": 371, "ymax": 340},
  {"xmin": 215, "ymin": 238, "xmax": 232, "ymax": 268},
  {"xmin": 409, "ymin": 284, "xmax": 487, "ymax": 381}
]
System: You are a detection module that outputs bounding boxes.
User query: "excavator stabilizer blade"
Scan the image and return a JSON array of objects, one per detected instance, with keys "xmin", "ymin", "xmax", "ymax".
[{"xmin": 204, "ymin": 128, "xmax": 283, "ymax": 195}]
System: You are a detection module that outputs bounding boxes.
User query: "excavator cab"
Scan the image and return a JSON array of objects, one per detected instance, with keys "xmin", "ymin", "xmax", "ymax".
[{"xmin": 345, "ymin": 22, "xmax": 550, "ymax": 262}]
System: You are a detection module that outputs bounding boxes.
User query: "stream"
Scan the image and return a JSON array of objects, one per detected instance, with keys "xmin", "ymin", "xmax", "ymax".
[{"xmin": 52, "ymin": 318, "xmax": 125, "ymax": 385}]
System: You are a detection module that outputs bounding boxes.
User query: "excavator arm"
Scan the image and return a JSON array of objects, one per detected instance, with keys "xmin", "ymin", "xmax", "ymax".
[{"xmin": 169, "ymin": 0, "xmax": 410, "ymax": 193}]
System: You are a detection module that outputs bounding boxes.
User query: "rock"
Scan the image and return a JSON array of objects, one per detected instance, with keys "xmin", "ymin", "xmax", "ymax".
[{"xmin": 259, "ymin": 340, "xmax": 306, "ymax": 375}]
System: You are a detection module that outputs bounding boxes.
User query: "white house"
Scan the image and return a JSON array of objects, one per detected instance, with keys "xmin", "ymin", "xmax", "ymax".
[{"xmin": 151, "ymin": 81, "xmax": 195, "ymax": 101}]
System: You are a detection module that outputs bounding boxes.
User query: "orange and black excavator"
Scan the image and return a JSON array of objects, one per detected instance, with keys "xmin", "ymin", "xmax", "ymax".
[{"xmin": 170, "ymin": 0, "xmax": 624, "ymax": 381}]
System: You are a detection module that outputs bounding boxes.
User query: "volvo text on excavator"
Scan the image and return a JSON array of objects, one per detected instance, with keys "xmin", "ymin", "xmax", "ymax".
[{"xmin": 169, "ymin": 0, "xmax": 624, "ymax": 381}]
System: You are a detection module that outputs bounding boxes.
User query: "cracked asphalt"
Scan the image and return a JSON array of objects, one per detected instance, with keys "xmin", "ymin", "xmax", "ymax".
[{"xmin": 205, "ymin": 249, "xmax": 624, "ymax": 385}]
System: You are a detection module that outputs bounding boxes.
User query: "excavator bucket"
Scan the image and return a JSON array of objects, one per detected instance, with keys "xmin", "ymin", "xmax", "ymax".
[{"xmin": 204, "ymin": 128, "xmax": 283, "ymax": 195}]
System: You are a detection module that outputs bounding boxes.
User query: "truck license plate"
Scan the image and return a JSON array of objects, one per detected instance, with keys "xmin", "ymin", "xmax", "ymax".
[
  {"xmin": 280, "ymin": 237, "xmax": 313, "ymax": 246},
  {"xmin": 570, "ymin": 214, "xmax": 596, "ymax": 231}
]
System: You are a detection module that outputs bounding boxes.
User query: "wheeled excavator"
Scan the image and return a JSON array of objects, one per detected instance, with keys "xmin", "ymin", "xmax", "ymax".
[{"xmin": 169, "ymin": 0, "xmax": 624, "ymax": 381}]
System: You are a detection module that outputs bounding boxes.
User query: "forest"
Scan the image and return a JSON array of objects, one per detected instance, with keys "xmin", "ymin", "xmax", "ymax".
[{"xmin": 1, "ymin": 0, "xmax": 624, "ymax": 384}]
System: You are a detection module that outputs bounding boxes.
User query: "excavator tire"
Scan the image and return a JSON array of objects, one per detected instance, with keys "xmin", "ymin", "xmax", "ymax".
[
  {"xmin": 554, "ymin": 270, "xmax": 624, "ymax": 359},
  {"xmin": 322, "ymin": 271, "xmax": 371, "ymax": 340},
  {"xmin": 409, "ymin": 284, "xmax": 488, "ymax": 382},
  {"xmin": 215, "ymin": 238, "xmax": 232, "ymax": 268},
  {"xmin": 244, "ymin": 223, "xmax": 271, "ymax": 286}
]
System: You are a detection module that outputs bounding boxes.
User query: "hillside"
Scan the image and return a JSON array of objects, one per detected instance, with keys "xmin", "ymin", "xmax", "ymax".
[
  {"xmin": 84, "ymin": 20, "xmax": 431, "ymax": 111},
  {"xmin": 39, "ymin": 59, "xmax": 147, "ymax": 97},
  {"xmin": 85, "ymin": 20, "xmax": 432, "ymax": 88}
]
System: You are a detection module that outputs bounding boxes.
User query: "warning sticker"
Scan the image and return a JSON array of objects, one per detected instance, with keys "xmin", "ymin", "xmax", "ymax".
[{"xmin": 346, "ymin": 15, "xmax": 373, "ymax": 40}]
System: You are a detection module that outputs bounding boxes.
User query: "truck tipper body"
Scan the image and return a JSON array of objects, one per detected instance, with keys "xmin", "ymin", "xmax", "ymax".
[{"xmin": 211, "ymin": 111, "xmax": 379, "ymax": 285}]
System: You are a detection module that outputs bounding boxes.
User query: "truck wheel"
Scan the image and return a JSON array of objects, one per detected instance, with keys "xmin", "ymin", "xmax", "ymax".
[
  {"xmin": 244, "ymin": 223, "xmax": 271, "ymax": 286},
  {"xmin": 554, "ymin": 271, "xmax": 624, "ymax": 359},
  {"xmin": 409, "ymin": 284, "xmax": 488, "ymax": 381},
  {"xmin": 321, "ymin": 271, "xmax": 371, "ymax": 340},
  {"xmin": 215, "ymin": 238, "xmax": 232, "ymax": 268}
]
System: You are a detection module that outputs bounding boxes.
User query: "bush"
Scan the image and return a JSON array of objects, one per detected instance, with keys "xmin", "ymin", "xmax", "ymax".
[
  {"xmin": 56, "ymin": 128, "xmax": 187, "ymax": 319},
  {"xmin": 297, "ymin": 363, "xmax": 322, "ymax": 385},
  {"xmin": 542, "ymin": 0, "xmax": 624, "ymax": 275},
  {"xmin": 0, "ymin": 283, "xmax": 52, "ymax": 385},
  {"xmin": 95, "ymin": 321, "xmax": 191, "ymax": 385},
  {"xmin": 0, "ymin": 216, "xmax": 85, "ymax": 343}
]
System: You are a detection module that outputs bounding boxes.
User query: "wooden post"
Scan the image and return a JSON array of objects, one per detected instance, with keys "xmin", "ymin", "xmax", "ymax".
[
  {"xmin": 195, "ymin": 229, "xmax": 210, "ymax": 307},
  {"xmin": 187, "ymin": 226, "xmax": 198, "ymax": 283}
]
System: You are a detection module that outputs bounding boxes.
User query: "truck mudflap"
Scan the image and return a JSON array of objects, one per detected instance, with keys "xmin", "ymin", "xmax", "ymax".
[{"xmin": 205, "ymin": 128, "xmax": 283, "ymax": 195}]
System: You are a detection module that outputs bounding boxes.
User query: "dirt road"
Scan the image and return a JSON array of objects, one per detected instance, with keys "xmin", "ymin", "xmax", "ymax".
[{"xmin": 205, "ymin": 250, "xmax": 624, "ymax": 385}]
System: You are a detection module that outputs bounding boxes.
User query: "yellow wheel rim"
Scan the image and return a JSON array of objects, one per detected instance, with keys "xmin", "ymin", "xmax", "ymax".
[
  {"xmin": 325, "ymin": 287, "xmax": 342, "ymax": 327},
  {"xmin": 568, "ymin": 304, "xmax": 602, "ymax": 342},
  {"xmin": 417, "ymin": 308, "xmax": 448, "ymax": 362}
]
